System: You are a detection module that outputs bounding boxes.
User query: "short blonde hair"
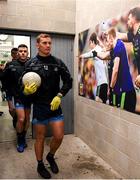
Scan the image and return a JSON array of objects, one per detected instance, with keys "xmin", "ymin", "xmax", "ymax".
[{"xmin": 36, "ymin": 33, "xmax": 51, "ymax": 43}]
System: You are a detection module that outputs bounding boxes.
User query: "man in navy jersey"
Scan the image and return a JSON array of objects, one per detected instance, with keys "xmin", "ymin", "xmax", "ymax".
[
  {"xmin": 7, "ymin": 48, "xmax": 19, "ymax": 128},
  {"xmin": 24, "ymin": 34, "xmax": 72, "ymax": 179},
  {"xmin": 4, "ymin": 44, "xmax": 31, "ymax": 153},
  {"xmin": 117, "ymin": 7, "xmax": 140, "ymax": 74}
]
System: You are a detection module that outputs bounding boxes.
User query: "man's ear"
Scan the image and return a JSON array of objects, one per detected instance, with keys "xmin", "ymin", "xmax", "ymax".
[
  {"xmin": 89, "ymin": 40, "xmax": 92, "ymax": 44},
  {"xmin": 89, "ymin": 40, "xmax": 94, "ymax": 46}
]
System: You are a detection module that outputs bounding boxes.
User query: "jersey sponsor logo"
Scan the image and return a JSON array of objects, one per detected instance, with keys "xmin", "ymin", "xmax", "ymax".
[
  {"xmin": 44, "ymin": 65, "xmax": 48, "ymax": 70},
  {"xmin": 54, "ymin": 67, "xmax": 58, "ymax": 72}
]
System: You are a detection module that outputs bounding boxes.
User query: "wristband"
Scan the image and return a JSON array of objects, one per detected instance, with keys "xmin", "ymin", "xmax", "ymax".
[
  {"xmin": 57, "ymin": 93, "xmax": 63, "ymax": 98},
  {"xmin": 92, "ymin": 50, "xmax": 97, "ymax": 57}
]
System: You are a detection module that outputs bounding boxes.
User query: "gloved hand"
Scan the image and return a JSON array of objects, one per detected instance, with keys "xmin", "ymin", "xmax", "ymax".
[
  {"xmin": 50, "ymin": 96, "xmax": 61, "ymax": 111},
  {"xmin": 23, "ymin": 82, "xmax": 37, "ymax": 95},
  {"xmin": 92, "ymin": 50, "xmax": 97, "ymax": 57}
]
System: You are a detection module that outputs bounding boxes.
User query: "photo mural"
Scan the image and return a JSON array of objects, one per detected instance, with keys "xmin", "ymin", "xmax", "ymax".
[{"xmin": 78, "ymin": 6, "xmax": 140, "ymax": 114}]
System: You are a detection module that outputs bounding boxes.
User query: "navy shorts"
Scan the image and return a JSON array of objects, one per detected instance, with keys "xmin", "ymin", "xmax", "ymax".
[
  {"xmin": 32, "ymin": 114, "xmax": 64, "ymax": 125},
  {"xmin": 14, "ymin": 98, "xmax": 31, "ymax": 110}
]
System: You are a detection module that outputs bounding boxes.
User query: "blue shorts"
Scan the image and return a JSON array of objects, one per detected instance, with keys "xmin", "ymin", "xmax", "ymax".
[
  {"xmin": 15, "ymin": 102, "xmax": 31, "ymax": 109},
  {"xmin": 32, "ymin": 114, "xmax": 64, "ymax": 125},
  {"xmin": 6, "ymin": 95, "xmax": 12, "ymax": 101}
]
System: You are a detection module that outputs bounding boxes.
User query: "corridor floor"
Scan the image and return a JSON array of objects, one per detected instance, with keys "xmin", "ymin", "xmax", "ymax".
[
  {"xmin": 0, "ymin": 135, "xmax": 123, "ymax": 179},
  {"xmin": 0, "ymin": 101, "xmax": 122, "ymax": 179}
]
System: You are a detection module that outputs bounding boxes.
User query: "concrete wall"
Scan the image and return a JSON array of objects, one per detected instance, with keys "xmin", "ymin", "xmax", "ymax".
[
  {"xmin": 75, "ymin": 0, "xmax": 140, "ymax": 178},
  {"xmin": 0, "ymin": 0, "xmax": 75, "ymax": 34}
]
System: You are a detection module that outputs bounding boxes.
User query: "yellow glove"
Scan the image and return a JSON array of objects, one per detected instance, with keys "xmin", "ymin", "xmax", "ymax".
[
  {"xmin": 50, "ymin": 95, "xmax": 61, "ymax": 111},
  {"xmin": 23, "ymin": 82, "xmax": 37, "ymax": 95}
]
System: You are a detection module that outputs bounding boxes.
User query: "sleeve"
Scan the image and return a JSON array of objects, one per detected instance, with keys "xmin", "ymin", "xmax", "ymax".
[
  {"xmin": 59, "ymin": 60, "xmax": 73, "ymax": 96},
  {"xmin": 2, "ymin": 63, "xmax": 13, "ymax": 98},
  {"xmin": 0, "ymin": 70, "xmax": 4, "ymax": 80},
  {"xmin": 20, "ymin": 59, "xmax": 35, "ymax": 83},
  {"xmin": 81, "ymin": 50, "xmax": 93, "ymax": 58},
  {"xmin": 113, "ymin": 41, "xmax": 123, "ymax": 58},
  {"xmin": 18, "ymin": 59, "xmax": 33, "ymax": 90},
  {"xmin": 24, "ymin": 59, "xmax": 32, "ymax": 70}
]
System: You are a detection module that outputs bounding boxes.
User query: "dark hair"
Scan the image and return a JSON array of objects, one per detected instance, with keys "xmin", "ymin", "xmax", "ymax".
[
  {"xmin": 11, "ymin": 47, "xmax": 18, "ymax": 53},
  {"xmin": 89, "ymin": 32, "xmax": 99, "ymax": 45},
  {"xmin": 36, "ymin": 33, "xmax": 51, "ymax": 43},
  {"xmin": 129, "ymin": 7, "xmax": 140, "ymax": 21},
  {"xmin": 18, "ymin": 44, "xmax": 28, "ymax": 49}
]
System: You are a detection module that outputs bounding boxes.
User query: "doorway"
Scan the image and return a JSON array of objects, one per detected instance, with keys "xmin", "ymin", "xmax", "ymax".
[{"xmin": 0, "ymin": 29, "xmax": 74, "ymax": 142}]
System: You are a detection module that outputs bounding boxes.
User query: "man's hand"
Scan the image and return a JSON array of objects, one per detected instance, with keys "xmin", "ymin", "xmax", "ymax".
[
  {"xmin": 92, "ymin": 50, "xmax": 97, "ymax": 57},
  {"xmin": 0, "ymin": 63, "xmax": 6, "ymax": 70},
  {"xmin": 23, "ymin": 82, "xmax": 37, "ymax": 95},
  {"xmin": 135, "ymin": 75, "xmax": 140, "ymax": 87},
  {"xmin": 50, "ymin": 95, "xmax": 61, "ymax": 111}
]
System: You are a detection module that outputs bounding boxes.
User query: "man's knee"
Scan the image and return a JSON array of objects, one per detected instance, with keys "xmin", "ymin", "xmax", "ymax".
[
  {"xmin": 19, "ymin": 116, "xmax": 25, "ymax": 121},
  {"xmin": 17, "ymin": 117, "xmax": 25, "ymax": 124},
  {"xmin": 53, "ymin": 134, "xmax": 64, "ymax": 142},
  {"xmin": 35, "ymin": 132, "xmax": 46, "ymax": 142}
]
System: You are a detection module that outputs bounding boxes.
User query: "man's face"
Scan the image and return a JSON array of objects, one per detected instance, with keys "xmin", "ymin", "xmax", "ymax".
[
  {"xmin": 36, "ymin": 37, "xmax": 52, "ymax": 56},
  {"xmin": 18, "ymin": 47, "xmax": 28, "ymax": 61},
  {"xmin": 89, "ymin": 40, "xmax": 95, "ymax": 49},
  {"xmin": 11, "ymin": 51, "xmax": 19, "ymax": 60},
  {"xmin": 106, "ymin": 34, "xmax": 114, "ymax": 49},
  {"xmin": 127, "ymin": 14, "xmax": 136, "ymax": 32}
]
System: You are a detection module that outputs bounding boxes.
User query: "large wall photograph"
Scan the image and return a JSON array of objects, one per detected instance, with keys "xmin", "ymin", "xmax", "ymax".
[{"xmin": 78, "ymin": 6, "xmax": 140, "ymax": 114}]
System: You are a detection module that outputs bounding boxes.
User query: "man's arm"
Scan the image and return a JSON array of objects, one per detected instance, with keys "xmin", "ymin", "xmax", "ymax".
[
  {"xmin": 50, "ymin": 60, "xmax": 72, "ymax": 111},
  {"xmin": 93, "ymin": 50, "xmax": 111, "ymax": 60},
  {"xmin": 80, "ymin": 50, "xmax": 93, "ymax": 59},
  {"xmin": 116, "ymin": 32, "xmax": 128, "ymax": 42},
  {"xmin": 110, "ymin": 57, "xmax": 120, "ymax": 88},
  {"xmin": 59, "ymin": 60, "xmax": 73, "ymax": 96}
]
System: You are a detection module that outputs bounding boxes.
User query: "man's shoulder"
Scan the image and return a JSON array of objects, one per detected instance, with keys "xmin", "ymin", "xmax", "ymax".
[
  {"xmin": 116, "ymin": 39, "xmax": 125, "ymax": 48},
  {"xmin": 9, "ymin": 59, "xmax": 20, "ymax": 65},
  {"xmin": 94, "ymin": 45, "xmax": 102, "ymax": 52},
  {"xmin": 30, "ymin": 56, "xmax": 38, "ymax": 62},
  {"xmin": 51, "ymin": 55, "xmax": 63, "ymax": 64},
  {"xmin": 113, "ymin": 40, "xmax": 126, "ymax": 57},
  {"xmin": 27, "ymin": 56, "xmax": 39, "ymax": 64},
  {"xmin": 51, "ymin": 55, "xmax": 61, "ymax": 61}
]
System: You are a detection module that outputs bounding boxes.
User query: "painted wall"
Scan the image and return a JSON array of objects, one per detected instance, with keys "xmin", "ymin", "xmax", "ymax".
[
  {"xmin": 0, "ymin": 0, "xmax": 75, "ymax": 34},
  {"xmin": 75, "ymin": 0, "xmax": 140, "ymax": 178}
]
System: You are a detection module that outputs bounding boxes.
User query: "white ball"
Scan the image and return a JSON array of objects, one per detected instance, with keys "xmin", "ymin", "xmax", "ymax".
[
  {"xmin": 22, "ymin": 72, "xmax": 41, "ymax": 87},
  {"xmin": 99, "ymin": 20, "xmax": 111, "ymax": 33}
]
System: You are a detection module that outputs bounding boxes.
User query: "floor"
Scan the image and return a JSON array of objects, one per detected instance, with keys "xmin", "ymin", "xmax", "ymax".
[{"xmin": 0, "ymin": 101, "xmax": 122, "ymax": 179}]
